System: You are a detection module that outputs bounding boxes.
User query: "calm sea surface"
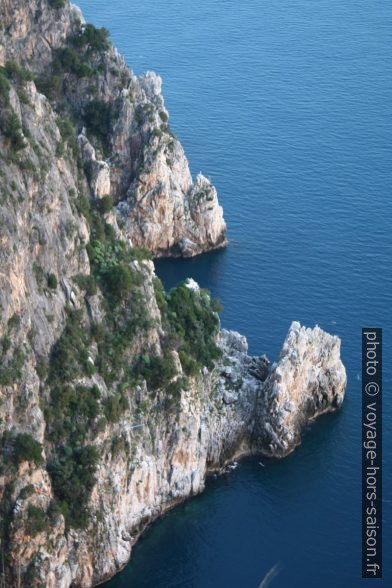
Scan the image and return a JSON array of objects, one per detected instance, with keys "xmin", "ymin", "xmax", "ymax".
[{"xmin": 78, "ymin": 1, "xmax": 391, "ymax": 586}]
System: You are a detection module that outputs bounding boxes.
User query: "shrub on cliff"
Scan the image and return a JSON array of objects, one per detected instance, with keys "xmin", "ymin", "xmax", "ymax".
[
  {"xmin": 48, "ymin": 0, "xmax": 66, "ymax": 9},
  {"xmin": 47, "ymin": 445, "xmax": 99, "ymax": 529},
  {"xmin": 11, "ymin": 433, "xmax": 44, "ymax": 466},
  {"xmin": 53, "ymin": 47, "xmax": 93, "ymax": 78},
  {"xmin": 103, "ymin": 391, "xmax": 129, "ymax": 423},
  {"xmin": 2, "ymin": 112, "xmax": 26, "ymax": 152},
  {"xmin": 73, "ymin": 24, "xmax": 110, "ymax": 52},
  {"xmin": 47, "ymin": 273, "xmax": 57, "ymax": 289},
  {"xmin": 134, "ymin": 351, "xmax": 177, "ymax": 391},
  {"xmin": 165, "ymin": 283, "xmax": 222, "ymax": 370},
  {"xmin": 3, "ymin": 61, "xmax": 34, "ymax": 83},
  {"xmin": 25, "ymin": 505, "xmax": 49, "ymax": 537},
  {"xmin": 98, "ymin": 195, "xmax": 113, "ymax": 214},
  {"xmin": 45, "ymin": 384, "xmax": 101, "ymax": 444},
  {"xmin": 0, "ymin": 72, "xmax": 10, "ymax": 103},
  {"xmin": 83, "ymin": 99, "xmax": 112, "ymax": 148},
  {"xmin": 48, "ymin": 308, "xmax": 92, "ymax": 384}
]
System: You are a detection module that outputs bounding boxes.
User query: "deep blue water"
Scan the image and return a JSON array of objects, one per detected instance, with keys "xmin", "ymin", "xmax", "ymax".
[{"xmin": 78, "ymin": 1, "xmax": 392, "ymax": 586}]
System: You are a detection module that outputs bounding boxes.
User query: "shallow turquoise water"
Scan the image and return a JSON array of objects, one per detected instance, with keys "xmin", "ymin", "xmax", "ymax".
[{"xmin": 77, "ymin": 1, "xmax": 392, "ymax": 585}]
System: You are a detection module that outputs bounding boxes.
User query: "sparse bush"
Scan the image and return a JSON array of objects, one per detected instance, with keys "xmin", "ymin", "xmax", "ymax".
[
  {"xmin": 74, "ymin": 274, "xmax": 97, "ymax": 296},
  {"xmin": 12, "ymin": 433, "xmax": 44, "ymax": 466},
  {"xmin": 7, "ymin": 313, "xmax": 21, "ymax": 330},
  {"xmin": 73, "ymin": 24, "xmax": 110, "ymax": 52},
  {"xmin": 4, "ymin": 61, "xmax": 33, "ymax": 83},
  {"xmin": 57, "ymin": 117, "xmax": 75, "ymax": 141},
  {"xmin": 102, "ymin": 263, "xmax": 132, "ymax": 301},
  {"xmin": 48, "ymin": 0, "xmax": 66, "ymax": 9},
  {"xmin": 178, "ymin": 350, "xmax": 199, "ymax": 376},
  {"xmin": 3, "ymin": 113, "xmax": 26, "ymax": 152},
  {"xmin": 47, "ymin": 273, "xmax": 58, "ymax": 289},
  {"xmin": 19, "ymin": 484, "xmax": 35, "ymax": 500},
  {"xmin": 0, "ymin": 349, "xmax": 25, "ymax": 386},
  {"xmin": 53, "ymin": 47, "xmax": 93, "ymax": 78},
  {"xmin": 0, "ymin": 72, "xmax": 10, "ymax": 102},
  {"xmin": 48, "ymin": 308, "xmax": 92, "ymax": 384},
  {"xmin": 157, "ymin": 281, "xmax": 222, "ymax": 373},
  {"xmin": 84, "ymin": 99, "xmax": 112, "ymax": 146},
  {"xmin": 134, "ymin": 352, "xmax": 177, "ymax": 391},
  {"xmin": 98, "ymin": 195, "xmax": 113, "ymax": 214},
  {"xmin": 103, "ymin": 391, "xmax": 129, "ymax": 423},
  {"xmin": 45, "ymin": 384, "xmax": 101, "ymax": 444},
  {"xmin": 35, "ymin": 74, "xmax": 62, "ymax": 100},
  {"xmin": 25, "ymin": 504, "xmax": 48, "ymax": 536},
  {"xmin": 47, "ymin": 445, "xmax": 98, "ymax": 529}
]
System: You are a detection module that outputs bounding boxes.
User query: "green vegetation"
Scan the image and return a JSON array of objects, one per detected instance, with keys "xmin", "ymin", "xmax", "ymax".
[
  {"xmin": 74, "ymin": 273, "xmax": 97, "ymax": 296},
  {"xmin": 47, "ymin": 445, "xmax": 98, "ymax": 529},
  {"xmin": 48, "ymin": 0, "xmax": 66, "ymax": 8},
  {"xmin": 34, "ymin": 74, "xmax": 62, "ymax": 101},
  {"xmin": 155, "ymin": 279, "xmax": 222, "ymax": 374},
  {"xmin": 33, "ymin": 262, "xmax": 45, "ymax": 290},
  {"xmin": 13, "ymin": 433, "xmax": 44, "ymax": 466},
  {"xmin": 0, "ymin": 71, "xmax": 11, "ymax": 104},
  {"xmin": 0, "ymin": 62, "xmax": 33, "ymax": 117},
  {"xmin": 97, "ymin": 195, "xmax": 113, "ymax": 214},
  {"xmin": 103, "ymin": 390, "xmax": 129, "ymax": 423},
  {"xmin": 0, "ymin": 314, "xmax": 25, "ymax": 385},
  {"xmin": 83, "ymin": 99, "xmax": 112, "ymax": 149},
  {"xmin": 45, "ymin": 384, "xmax": 101, "ymax": 444},
  {"xmin": 134, "ymin": 351, "xmax": 177, "ymax": 391},
  {"xmin": 40, "ymin": 178, "xmax": 221, "ymax": 530},
  {"xmin": 53, "ymin": 47, "xmax": 93, "ymax": 78},
  {"xmin": 87, "ymin": 236, "xmax": 146, "ymax": 305},
  {"xmin": 72, "ymin": 24, "xmax": 110, "ymax": 52},
  {"xmin": 48, "ymin": 308, "xmax": 93, "ymax": 384},
  {"xmin": 2, "ymin": 61, "xmax": 33, "ymax": 83},
  {"xmin": 7, "ymin": 313, "xmax": 21, "ymax": 330},
  {"xmin": 56, "ymin": 116, "xmax": 78, "ymax": 159},
  {"xmin": 0, "ymin": 432, "xmax": 44, "ymax": 467},
  {"xmin": 45, "ymin": 308, "xmax": 101, "ymax": 527},
  {"xmin": 0, "ymin": 348, "xmax": 25, "ymax": 386},
  {"xmin": 25, "ymin": 504, "xmax": 49, "ymax": 536},
  {"xmin": 2, "ymin": 112, "xmax": 26, "ymax": 152},
  {"xmin": 47, "ymin": 273, "xmax": 58, "ymax": 289}
]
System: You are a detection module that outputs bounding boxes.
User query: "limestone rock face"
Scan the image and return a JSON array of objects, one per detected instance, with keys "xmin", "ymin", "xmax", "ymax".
[
  {"xmin": 1, "ymin": 0, "xmax": 227, "ymax": 258},
  {"xmin": 111, "ymin": 72, "xmax": 227, "ymax": 256},
  {"xmin": 255, "ymin": 321, "xmax": 347, "ymax": 457}
]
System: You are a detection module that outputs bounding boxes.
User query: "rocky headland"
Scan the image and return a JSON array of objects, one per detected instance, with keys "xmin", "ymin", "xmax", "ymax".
[{"xmin": 0, "ymin": 1, "xmax": 346, "ymax": 586}]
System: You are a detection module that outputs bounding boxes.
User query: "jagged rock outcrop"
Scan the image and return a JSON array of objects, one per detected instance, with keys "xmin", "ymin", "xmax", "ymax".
[
  {"xmin": 0, "ymin": 0, "xmax": 227, "ymax": 258},
  {"xmin": 254, "ymin": 321, "xmax": 346, "ymax": 457},
  {"xmin": 0, "ymin": 1, "xmax": 346, "ymax": 586}
]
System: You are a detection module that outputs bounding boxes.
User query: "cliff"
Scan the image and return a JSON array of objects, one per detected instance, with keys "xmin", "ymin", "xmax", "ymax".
[
  {"xmin": 0, "ymin": 1, "xmax": 346, "ymax": 586},
  {"xmin": 0, "ymin": 0, "xmax": 227, "ymax": 258}
]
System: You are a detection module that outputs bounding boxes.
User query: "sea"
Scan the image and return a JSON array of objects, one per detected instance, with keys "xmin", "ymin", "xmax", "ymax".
[{"xmin": 77, "ymin": 1, "xmax": 392, "ymax": 586}]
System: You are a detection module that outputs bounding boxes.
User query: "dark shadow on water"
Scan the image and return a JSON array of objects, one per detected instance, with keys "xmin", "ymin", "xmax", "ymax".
[{"xmin": 155, "ymin": 246, "xmax": 228, "ymax": 294}]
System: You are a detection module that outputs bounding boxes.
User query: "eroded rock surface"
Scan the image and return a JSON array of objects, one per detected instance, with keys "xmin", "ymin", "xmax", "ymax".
[{"xmin": 254, "ymin": 321, "xmax": 347, "ymax": 457}]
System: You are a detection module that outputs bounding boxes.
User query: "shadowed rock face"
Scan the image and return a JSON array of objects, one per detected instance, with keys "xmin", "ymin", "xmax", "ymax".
[{"xmin": 0, "ymin": 1, "xmax": 345, "ymax": 586}]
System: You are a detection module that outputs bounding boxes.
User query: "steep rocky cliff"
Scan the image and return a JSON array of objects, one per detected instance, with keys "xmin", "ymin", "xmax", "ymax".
[
  {"xmin": 0, "ymin": 0, "xmax": 227, "ymax": 258},
  {"xmin": 0, "ymin": 1, "xmax": 346, "ymax": 586}
]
